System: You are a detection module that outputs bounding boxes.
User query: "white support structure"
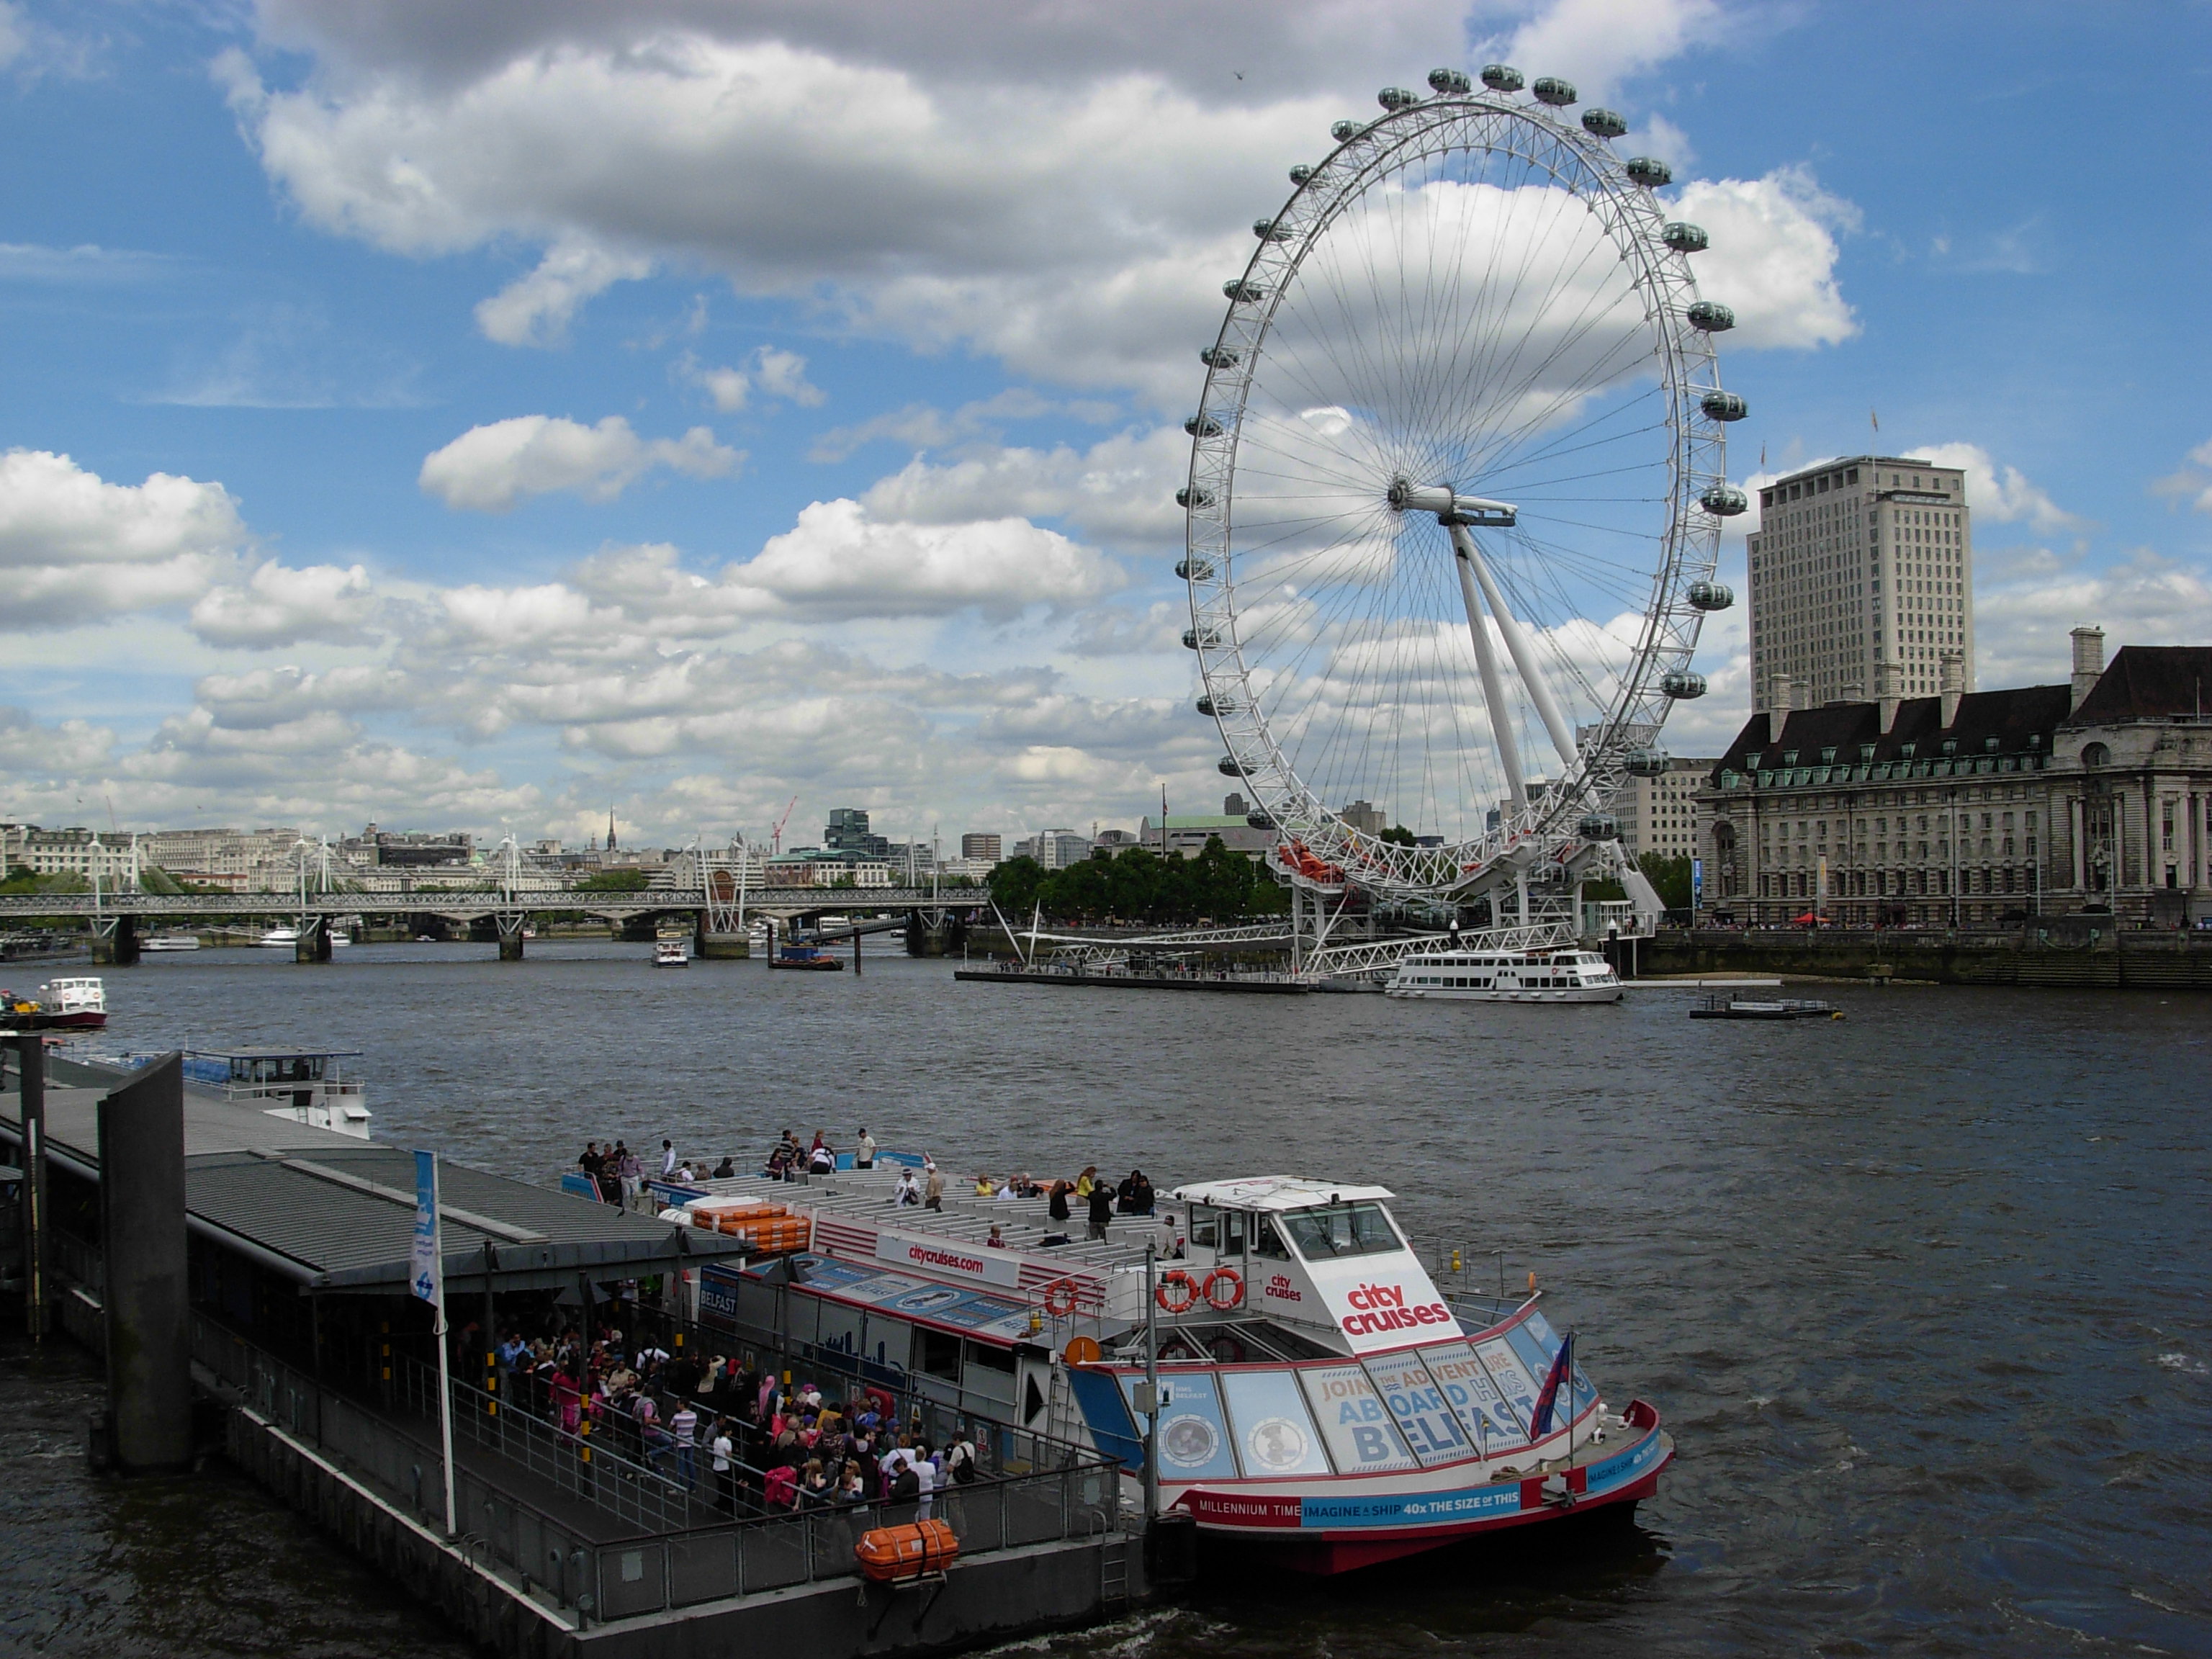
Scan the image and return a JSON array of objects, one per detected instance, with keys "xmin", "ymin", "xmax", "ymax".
[
  {"xmin": 1453, "ymin": 526, "xmax": 1579, "ymax": 769},
  {"xmin": 1298, "ymin": 917, "xmax": 1580, "ymax": 982},
  {"xmin": 1450, "ymin": 531, "xmax": 1528, "ymax": 812}
]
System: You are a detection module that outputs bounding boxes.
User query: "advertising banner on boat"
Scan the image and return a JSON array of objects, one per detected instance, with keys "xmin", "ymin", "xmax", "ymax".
[
  {"xmin": 1298, "ymin": 1255, "xmax": 1464, "ymax": 1354},
  {"xmin": 873, "ymin": 1228, "xmax": 1025, "ymax": 1289}
]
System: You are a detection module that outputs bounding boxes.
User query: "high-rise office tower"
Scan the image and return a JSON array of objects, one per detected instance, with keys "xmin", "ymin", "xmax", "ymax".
[{"xmin": 1747, "ymin": 455, "xmax": 1974, "ymax": 712}]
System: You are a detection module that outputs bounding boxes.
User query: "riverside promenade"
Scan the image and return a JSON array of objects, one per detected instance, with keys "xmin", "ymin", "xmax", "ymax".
[{"xmin": 1642, "ymin": 921, "xmax": 2212, "ymax": 989}]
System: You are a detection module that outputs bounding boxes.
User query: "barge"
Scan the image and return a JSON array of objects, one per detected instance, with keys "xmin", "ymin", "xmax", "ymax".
[{"xmin": 661, "ymin": 1165, "xmax": 1671, "ymax": 1574}]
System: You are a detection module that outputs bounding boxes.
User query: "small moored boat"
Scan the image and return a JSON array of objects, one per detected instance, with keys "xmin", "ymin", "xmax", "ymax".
[
  {"xmin": 1, "ymin": 976, "xmax": 108, "ymax": 1030},
  {"xmin": 1690, "ymin": 995, "xmax": 1841, "ymax": 1020},
  {"xmin": 653, "ymin": 938, "xmax": 691, "ymax": 967}
]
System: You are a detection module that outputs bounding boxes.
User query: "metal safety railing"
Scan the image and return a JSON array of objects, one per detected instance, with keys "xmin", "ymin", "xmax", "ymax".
[{"xmin": 189, "ymin": 1312, "xmax": 1123, "ymax": 1624}]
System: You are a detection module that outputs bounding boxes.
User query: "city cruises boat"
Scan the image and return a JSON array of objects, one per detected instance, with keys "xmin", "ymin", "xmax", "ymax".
[
  {"xmin": 664, "ymin": 1166, "xmax": 1670, "ymax": 1575},
  {"xmin": 1385, "ymin": 947, "xmax": 1622, "ymax": 1003},
  {"xmin": 181, "ymin": 1048, "xmax": 372, "ymax": 1137},
  {"xmin": 142, "ymin": 932, "xmax": 202, "ymax": 952},
  {"xmin": 0, "ymin": 976, "xmax": 108, "ymax": 1030},
  {"xmin": 257, "ymin": 926, "xmax": 300, "ymax": 949},
  {"xmin": 654, "ymin": 937, "xmax": 691, "ymax": 967}
]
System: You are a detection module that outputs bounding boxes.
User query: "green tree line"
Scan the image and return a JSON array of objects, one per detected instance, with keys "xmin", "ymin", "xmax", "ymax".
[{"xmin": 988, "ymin": 838, "xmax": 1289, "ymax": 925}]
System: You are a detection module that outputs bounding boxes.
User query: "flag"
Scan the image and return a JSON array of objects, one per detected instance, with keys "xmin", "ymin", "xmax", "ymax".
[
  {"xmin": 1529, "ymin": 1331, "xmax": 1574, "ymax": 1436},
  {"xmin": 410, "ymin": 1148, "xmax": 443, "ymax": 1306},
  {"xmin": 1871, "ymin": 408, "xmax": 1880, "ymax": 434}
]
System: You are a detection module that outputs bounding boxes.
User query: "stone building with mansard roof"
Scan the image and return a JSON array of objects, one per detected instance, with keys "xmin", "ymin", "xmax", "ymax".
[{"xmin": 1694, "ymin": 629, "xmax": 2212, "ymax": 929}]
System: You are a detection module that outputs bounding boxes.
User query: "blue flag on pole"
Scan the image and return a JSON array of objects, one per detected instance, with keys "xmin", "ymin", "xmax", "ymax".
[
  {"xmin": 410, "ymin": 1149, "xmax": 442, "ymax": 1306},
  {"xmin": 1529, "ymin": 1331, "xmax": 1574, "ymax": 1437}
]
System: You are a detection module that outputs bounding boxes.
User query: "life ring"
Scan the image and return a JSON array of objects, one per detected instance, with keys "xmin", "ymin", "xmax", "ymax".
[
  {"xmin": 1041, "ymin": 1279, "xmax": 1081, "ymax": 1318},
  {"xmin": 1202, "ymin": 1267, "xmax": 1244, "ymax": 1310},
  {"xmin": 1155, "ymin": 1270, "xmax": 1199, "ymax": 1313}
]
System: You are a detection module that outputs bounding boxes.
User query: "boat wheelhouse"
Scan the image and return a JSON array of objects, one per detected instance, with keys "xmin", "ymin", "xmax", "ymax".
[
  {"xmin": 1385, "ymin": 948, "xmax": 1622, "ymax": 1003},
  {"xmin": 182, "ymin": 1049, "xmax": 371, "ymax": 1138},
  {"xmin": 660, "ymin": 1166, "xmax": 1670, "ymax": 1573}
]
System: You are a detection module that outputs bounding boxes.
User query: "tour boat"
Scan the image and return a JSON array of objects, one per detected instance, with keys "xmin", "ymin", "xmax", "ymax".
[
  {"xmin": 769, "ymin": 941, "xmax": 844, "ymax": 971},
  {"xmin": 142, "ymin": 932, "xmax": 202, "ymax": 952},
  {"xmin": 654, "ymin": 938, "xmax": 691, "ymax": 967},
  {"xmin": 181, "ymin": 1048, "xmax": 372, "ymax": 1137},
  {"xmin": 667, "ymin": 1166, "xmax": 1671, "ymax": 1575},
  {"xmin": 1385, "ymin": 947, "xmax": 1622, "ymax": 1003},
  {"xmin": 257, "ymin": 926, "xmax": 300, "ymax": 949},
  {"xmin": 0, "ymin": 976, "xmax": 108, "ymax": 1030}
]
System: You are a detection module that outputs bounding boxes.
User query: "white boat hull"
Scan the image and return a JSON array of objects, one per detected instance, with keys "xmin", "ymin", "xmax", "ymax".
[{"xmin": 1386, "ymin": 984, "xmax": 1622, "ymax": 1003}]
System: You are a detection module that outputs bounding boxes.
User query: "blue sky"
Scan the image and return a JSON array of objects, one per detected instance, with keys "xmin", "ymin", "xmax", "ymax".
[{"xmin": 4, "ymin": 0, "xmax": 2209, "ymax": 849}]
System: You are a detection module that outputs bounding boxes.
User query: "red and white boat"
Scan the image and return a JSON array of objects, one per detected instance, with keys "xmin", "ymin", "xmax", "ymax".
[
  {"xmin": 668, "ymin": 1165, "xmax": 1670, "ymax": 1574},
  {"xmin": 1, "ymin": 976, "xmax": 107, "ymax": 1030}
]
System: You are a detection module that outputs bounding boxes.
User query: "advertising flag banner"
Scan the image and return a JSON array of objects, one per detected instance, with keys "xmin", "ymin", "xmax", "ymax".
[
  {"xmin": 410, "ymin": 1149, "xmax": 442, "ymax": 1306},
  {"xmin": 1529, "ymin": 1331, "xmax": 1574, "ymax": 1437},
  {"xmin": 1691, "ymin": 857, "xmax": 1704, "ymax": 908}
]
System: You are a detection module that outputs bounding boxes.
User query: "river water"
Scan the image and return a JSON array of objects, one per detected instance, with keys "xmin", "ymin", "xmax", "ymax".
[{"xmin": 6, "ymin": 942, "xmax": 2208, "ymax": 1657}]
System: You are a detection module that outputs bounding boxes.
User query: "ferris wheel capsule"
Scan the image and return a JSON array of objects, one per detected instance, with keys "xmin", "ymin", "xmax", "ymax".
[
  {"xmin": 1578, "ymin": 813, "xmax": 1619, "ymax": 841},
  {"xmin": 1177, "ymin": 556, "xmax": 1215, "ymax": 580},
  {"xmin": 1626, "ymin": 156, "xmax": 1673, "ymax": 188},
  {"xmin": 1378, "ymin": 87, "xmax": 1419, "ymax": 111},
  {"xmin": 1700, "ymin": 390, "xmax": 1749, "ymax": 422},
  {"xmin": 1426, "ymin": 67, "xmax": 1473, "ymax": 95},
  {"xmin": 1532, "ymin": 76, "xmax": 1577, "ymax": 107},
  {"xmin": 1184, "ymin": 414, "xmax": 1223, "ymax": 437},
  {"xmin": 1581, "ymin": 108, "xmax": 1627, "ymax": 139},
  {"xmin": 1662, "ymin": 671, "xmax": 1709, "ymax": 699},
  {"xmin": 1176, "ymin": 486, "xmax": 1214, "ymax": 509},
  {"xmin": 1688, "ymin": 301, "xmax": 1736, "ymax": 333},
  {"xmin": 1624, "ymin": 747, "xmax": 1673, "ymax": 777},
  {"xmin": 1199, "ymin": 345, "xmax": 1239, "ymax": 368},
  {"xmin": 1480, "ymin": 64, "xmax": 1524, "ymax": 91},
  {"xmin": 1699, "ymin": 485, "xmax": 1748, "ymax": 517},
  {"xmin": 1289, "ymin": 163, "xmax": 1314, "ymax": 185},
  {"xmin": 1688, "ymin": 580, "xmax": 1735, "ymax": 611},
  {"xmin": 1663, "ymin": 221, "xmax": 1710, "ymax": 253},
  {"xmin": 1331, "ymin": 119, "xmax": 1363, "ymax": 142}
]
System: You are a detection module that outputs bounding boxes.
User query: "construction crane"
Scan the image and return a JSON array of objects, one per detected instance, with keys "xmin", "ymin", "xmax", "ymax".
[{"xmin": 770, "ymin": 796, "xmax": 798, "ymax": 855}]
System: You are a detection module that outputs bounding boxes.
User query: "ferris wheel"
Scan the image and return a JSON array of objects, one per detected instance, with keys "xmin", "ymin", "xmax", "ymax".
[{"xmin": 1182, "ymin": 66, "xmax": 1742, "ymax": 910}]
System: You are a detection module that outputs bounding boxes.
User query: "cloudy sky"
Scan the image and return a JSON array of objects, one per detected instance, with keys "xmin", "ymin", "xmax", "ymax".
[{"xmin": 4, "ymin": 0, "xmax": 2208, "ymax": 849}]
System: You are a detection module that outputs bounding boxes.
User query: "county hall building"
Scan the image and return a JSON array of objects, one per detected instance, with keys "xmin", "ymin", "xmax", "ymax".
[{"xmin": 1694, "ymin": 629, "xmax": 2212, "ymax": 929}]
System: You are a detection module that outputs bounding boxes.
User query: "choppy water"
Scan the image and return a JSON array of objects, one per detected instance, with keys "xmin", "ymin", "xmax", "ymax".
[{"xmin": 10, "ymin": 941, "xmax": 2210, "ymax": 1656}]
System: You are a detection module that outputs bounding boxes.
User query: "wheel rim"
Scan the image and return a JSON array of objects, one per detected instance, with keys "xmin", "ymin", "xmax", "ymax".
[{"xmin": 1185, "ymin": 89, "xmax": 1728, "ymax": 901}]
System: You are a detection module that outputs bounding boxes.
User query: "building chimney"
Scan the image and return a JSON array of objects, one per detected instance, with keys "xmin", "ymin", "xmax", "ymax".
[
  {"xmin": 2070, "ymin": 624, "xmax": 2105, "ymax": 711},
  {"xmin": 1938, "ymin": 649, "xmax": 1964, "ymax": 726},
  {"xmin": 1876, "ymin": 660, "xmax": 1905, "ymax": 734},
  {"xmin": 1841, "ymin": 681, "xmax": 1865, "ymax": 703},
  {"xmin": 1768, "ymin": 673, "xmax": 1795, "ymax": 716}
]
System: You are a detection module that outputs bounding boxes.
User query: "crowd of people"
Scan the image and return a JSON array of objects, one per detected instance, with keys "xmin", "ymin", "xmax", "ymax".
[{"xmin": 492, "ymin": 1320, "xmax": 985, "ymax": 1518}]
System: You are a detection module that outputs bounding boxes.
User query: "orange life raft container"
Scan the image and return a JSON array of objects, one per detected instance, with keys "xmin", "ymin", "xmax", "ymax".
[{"xmin": 855, "ymin": 1519, "xmax": 960, "ymax": 1583}]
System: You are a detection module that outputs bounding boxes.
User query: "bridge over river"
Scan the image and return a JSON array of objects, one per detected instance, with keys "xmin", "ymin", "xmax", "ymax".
[{"xmin": 0, "ymin": 887, "xmax": 987, "ymax": 963}]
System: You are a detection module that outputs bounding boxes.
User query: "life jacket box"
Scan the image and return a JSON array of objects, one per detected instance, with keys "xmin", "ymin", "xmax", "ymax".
[
  {"xmin": 855, "ymin": 1519, "xmax": 959, "ymax": 1583},
  {"xmin": 688, "ymin": 1197, "xmax": 788, "ymax": 1232},
  {"xmin": 729, "ymin": 1215, "xmax": 811, "ymax": 1256}
]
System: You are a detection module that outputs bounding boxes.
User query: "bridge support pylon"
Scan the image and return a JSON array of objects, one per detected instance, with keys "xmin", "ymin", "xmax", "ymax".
[
  {"xmin": 294, "ymin": 915, "xmax": 333, "ymax": 963},
  {"xmin": 495, "ymin": 912, "xmax": 526, "ymax": 961},
  {"xmin": 89, "ymin": 914, "xmax": 140, "ymax": 966}
]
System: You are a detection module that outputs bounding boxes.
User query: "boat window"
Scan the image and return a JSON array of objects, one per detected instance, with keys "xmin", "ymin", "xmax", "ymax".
[
  {"xmin": 1251, "ymin": 1215, "xmax": 1291, "ymax": 1260},
  {"xmin": 1280, "ymin": 1201, "xmax": 1404, "ymax": 1260},
  {"xmin": 1187, "ymin": 1205, "xmax": 1219, "ymax": 1250},
  {"xmin": 913, "ymin": 1327, "xmax": 961, "ymax": 1381},
  {"xmin": 1220, "ymin": 1210, "xmax": 1247, "ymax": 1254},
  {"xmin": 1220, "ymin": 1369, "xmax": 1333, "ymax": 1476}
]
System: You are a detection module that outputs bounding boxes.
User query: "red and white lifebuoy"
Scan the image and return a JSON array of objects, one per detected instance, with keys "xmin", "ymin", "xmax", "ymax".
[
  {"xmin": 1201, "ymin": 1267, "xmax": 1244, "ymax": 1310},
  {"xmin": 1154, "ymin": 1270, "xmax": 1199, "ymax": 1313},
  {"xmin": 1041, "ymin": 1279, "xmax": 1081, "ymax": 1318}
]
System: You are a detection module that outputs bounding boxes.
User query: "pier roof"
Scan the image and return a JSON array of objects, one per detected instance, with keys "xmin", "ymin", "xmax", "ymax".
[{"xmin": 1, "ymin": 1058, "xmax": 749, "ymax": 1295}]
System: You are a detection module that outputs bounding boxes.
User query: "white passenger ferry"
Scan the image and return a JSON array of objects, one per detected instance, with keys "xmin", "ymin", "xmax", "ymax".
[
  {"xmin": 1385, "ymin": 947, "xmax": 1622, "ymax": 1003},
  {"xmin": 660, "ymin": 1164, "xmax": 1671, "ymax": 1574},
  {"xmin": 181, "ymin": 1048, "xmax": 372, "ymax": 1137}
]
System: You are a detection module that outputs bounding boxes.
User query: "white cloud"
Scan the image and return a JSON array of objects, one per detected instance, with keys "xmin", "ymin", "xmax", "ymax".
[
  {"xmin": 1495, "ymin": 0, "xmax": 1727, "ymax": 99},
  {"xmin": 1674, "ymin": 166, "xmax": 1859, "ymax": 350},
  {"xmin": 860, "ymin": 426, "xmax": 1187, "ymax": 546},
  {"xmin": 475, "ymin": 237, "xmax": 655, "ymax": 346},
  {"xmin": 0, "ymin": 449, "xmax": 246, "ymax": 629},
  {"xmin": 189, "ymin": 559, "xmax": 382, "ymax": 647},
  {"xmin": 2152, "ymin": 438, "xmax": 2212, "ymax": 515},
  {"xmin": 0, "ymin": 704, "xmax": 114, "ymax": 773},
  {"xmin": 684, "ymin": 344, "xmax": 824, "ymax": 413},
  {"xmin": 418, "ymin": 415, "xmax": 739, "ymax": 511},
  {"xmin": 1910, "ymin": 441, "xmax": 2085, "ymax": 534},
  {"xmin": 1976, "ymin": 550, "xmax": 2212, "ymax": 691}
]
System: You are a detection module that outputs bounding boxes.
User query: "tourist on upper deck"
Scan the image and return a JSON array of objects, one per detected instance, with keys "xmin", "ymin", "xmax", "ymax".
[
  {"xmin": 660, "ymin": 1139, "xmax": 677, "ymax": 1178},
  {"xmin": 924, "ymin": 1164, "xmax": 945, "ymax": 1211},
  {"xmin": 1086, "ymin": 1181, "xmax": 1114, "ymax": 1241},
  {"xmin": 809, "ymin": 1135, "xmax": 837, "ymax": 1175},
  {"xmin": 615, "ymin": 1143, "xmax": 644, "ymax": 1208},
  {"xmin": 855, "ymin": 1127, "xmax": 876, "ymax": 1169},
  {"xmin": 973, "ymin": 1173, "xmax": 996, "ymax": 1196},
  {"xmin": 1047, "ymin": 1180, "xmax": 1072, "ymax": 1224},
  {"xmin": 893, "ymin": 1168, "xmax": 922, "ymax": 1206},
  {"xmin": 1074, "ymin": 1165, "xmax": 1098, "ymax": 1199},
  {"xmin": 994, "ymin": 1178, "xmax": 1019, "ymax": 1203},
  {"xmin": 711, "ymin": 1154, "xmax": 735, "ymax": 1178},
  {"xmin": 986, "ymin": 1224, "xmax": 1007, "ymax": 1248}
]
